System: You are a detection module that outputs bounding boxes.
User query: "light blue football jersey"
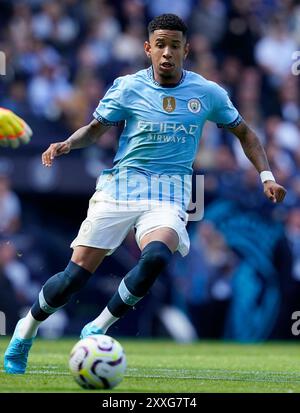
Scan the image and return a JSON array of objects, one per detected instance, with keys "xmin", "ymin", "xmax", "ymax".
[{"xmin": 93, "ymin": 67, "xmax": 241, "ymax": 210}]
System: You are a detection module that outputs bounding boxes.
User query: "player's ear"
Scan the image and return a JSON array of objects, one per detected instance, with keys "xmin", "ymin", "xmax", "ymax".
[
  {"xmin": 144, "ymin": 41, "xmax": 151, "ymax": 59},
  {"xmin": 184, "ymin": 43, "xmax": 190, "ymax": 60}
]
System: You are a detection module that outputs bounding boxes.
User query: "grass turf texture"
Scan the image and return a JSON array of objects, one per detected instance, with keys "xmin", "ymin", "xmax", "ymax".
[{"xmin": 0, "ymin": 338, "xmax": 299, "ymax": 393}]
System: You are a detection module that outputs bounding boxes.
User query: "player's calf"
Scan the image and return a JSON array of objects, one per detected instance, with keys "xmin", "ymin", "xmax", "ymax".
[{"xmin": 31, "ymin": 261, "xmax": 93, "ymax": 321}]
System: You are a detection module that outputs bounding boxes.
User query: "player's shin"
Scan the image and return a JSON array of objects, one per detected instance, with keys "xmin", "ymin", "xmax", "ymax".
[{"xmin": 22, "ymin": 261, "xmax": 93, "ymax": 338}]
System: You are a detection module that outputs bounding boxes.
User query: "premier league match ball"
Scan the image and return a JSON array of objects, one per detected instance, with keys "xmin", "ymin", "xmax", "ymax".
[{"xmin": 69, "ymin": 334, "xmax": 126, "ymax": 390}]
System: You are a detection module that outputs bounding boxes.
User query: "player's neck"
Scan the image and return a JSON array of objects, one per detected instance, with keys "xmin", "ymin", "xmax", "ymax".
[{"xmin": 152, "ymin": 67, "xmax": 183, "ymax": 87}]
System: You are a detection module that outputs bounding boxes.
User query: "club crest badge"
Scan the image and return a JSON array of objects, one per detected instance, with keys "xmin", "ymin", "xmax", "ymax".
[
  {"xmin": 163, "ymin": 96, "xmax": 176, "ymax": 113},
  {"xmin": 188, "ymin": 98, "xmax": 201, "ymax": 113},
  {"xmin": 81, "ymin": 220, "xmax": 92, "ymax": 235}
]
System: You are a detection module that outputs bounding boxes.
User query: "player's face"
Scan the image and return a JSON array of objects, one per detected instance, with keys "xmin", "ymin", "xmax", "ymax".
[{"xmin": 144, "ymin": 30, "xmax": 189, "ymax": 85}]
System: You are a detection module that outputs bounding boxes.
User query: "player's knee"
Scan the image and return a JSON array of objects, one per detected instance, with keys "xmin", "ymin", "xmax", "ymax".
[
  {"xmin": 63, "ymin": 261, "xmax": 93, "ymax": 291},
  {"xmin": 125, "ymin": 242, "xmax": 172, "ymax": 295},
  {"xmin": 140, "ymin": 241, "xmax": 173, "ymax": 275}
]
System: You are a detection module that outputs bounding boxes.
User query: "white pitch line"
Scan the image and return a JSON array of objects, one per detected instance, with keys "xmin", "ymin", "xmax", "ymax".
[
  {"xmin": 129, "ymin": 367, "xmax": 300, "ymax": 377},
  {"xmin": 0, "ymin": 369, "xmax": 70, "ymax": 376},
  {"xmin": 1, "ymin": 368, "xmax": 300, "ymax": 384}
]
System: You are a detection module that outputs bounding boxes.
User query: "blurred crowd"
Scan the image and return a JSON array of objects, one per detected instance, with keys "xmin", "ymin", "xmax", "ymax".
[{"xmin": 0, "ymin": 0, "xmax": 300, "ymax": 340}]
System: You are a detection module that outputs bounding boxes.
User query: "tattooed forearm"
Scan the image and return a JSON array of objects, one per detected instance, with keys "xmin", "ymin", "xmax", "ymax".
[
  {"xmin": 240, "ymin": 132, "xmax": 270, "ymax": 172},
  {"xmin": 230, "ymin": 121, "xmax": 271, "ymax": 173}
]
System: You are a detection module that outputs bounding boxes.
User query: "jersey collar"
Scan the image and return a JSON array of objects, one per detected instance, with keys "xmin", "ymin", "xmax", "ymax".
[{"xmin": 146, "ymin": 66, "xmax": 186, "ymax": 87}]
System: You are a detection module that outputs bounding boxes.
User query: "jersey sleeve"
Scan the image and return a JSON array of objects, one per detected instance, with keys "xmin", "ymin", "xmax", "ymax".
[
  {"xmin": 207, "ymin": 83, "xmax": 242, "ymax": 128},
  {"xmin": 93, "ymin": 77, "xmax": 129, "ymax": 126}
]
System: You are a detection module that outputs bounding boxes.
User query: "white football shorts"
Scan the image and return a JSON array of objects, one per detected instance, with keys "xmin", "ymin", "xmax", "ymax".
[{"xmin": 70, "ymin": 191, "xmax": 190, "ymax": 257}]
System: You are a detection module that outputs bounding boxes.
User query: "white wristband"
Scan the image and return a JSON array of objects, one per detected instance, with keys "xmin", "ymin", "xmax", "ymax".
[{"xmin": 260, "ymin": 170, "xmax": 275, "ymax": 184}]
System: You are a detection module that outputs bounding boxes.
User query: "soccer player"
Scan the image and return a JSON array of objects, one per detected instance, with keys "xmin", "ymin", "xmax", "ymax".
[{"xmin": 4, "ymin": 14, "xmax": 286, "ymax": 373}]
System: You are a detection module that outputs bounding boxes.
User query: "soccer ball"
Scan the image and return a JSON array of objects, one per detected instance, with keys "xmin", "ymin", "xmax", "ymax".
[{"xmin": 69, "ymin": 334, "xmax": 126, "ymax": 390}]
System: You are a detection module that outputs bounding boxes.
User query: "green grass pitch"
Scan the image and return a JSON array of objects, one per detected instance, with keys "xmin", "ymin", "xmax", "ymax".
[{"xmin": 0, "ymin": 338, "xmax": 300, "ymax": 393}]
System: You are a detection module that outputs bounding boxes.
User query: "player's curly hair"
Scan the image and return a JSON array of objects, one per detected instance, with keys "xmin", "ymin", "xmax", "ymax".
[{"xmin": 148, "ymin": 14, "xmax": 187, "ymax": 37}]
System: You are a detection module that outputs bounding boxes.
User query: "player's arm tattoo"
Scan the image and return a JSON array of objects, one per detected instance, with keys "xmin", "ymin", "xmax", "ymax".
[
  {"xmin": 66, "ymin": 119, "xmax": 111, "ymax": 149},
  {"xmin": 229, "ymin": 120, "xmax": 271, "ymax": 173}
]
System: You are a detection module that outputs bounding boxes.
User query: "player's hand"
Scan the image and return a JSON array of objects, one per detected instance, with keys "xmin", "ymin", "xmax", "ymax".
[
  {"xmin": 42, "ymin": 141, "xmax": 71, "ymax": 167},
  {"xmin": 263, "ymin": 181, "xmax": 287, "ymax": 203},
  {"xmin": 0, "ymin": 108, "xmax": 32, "ymax": 148}
]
